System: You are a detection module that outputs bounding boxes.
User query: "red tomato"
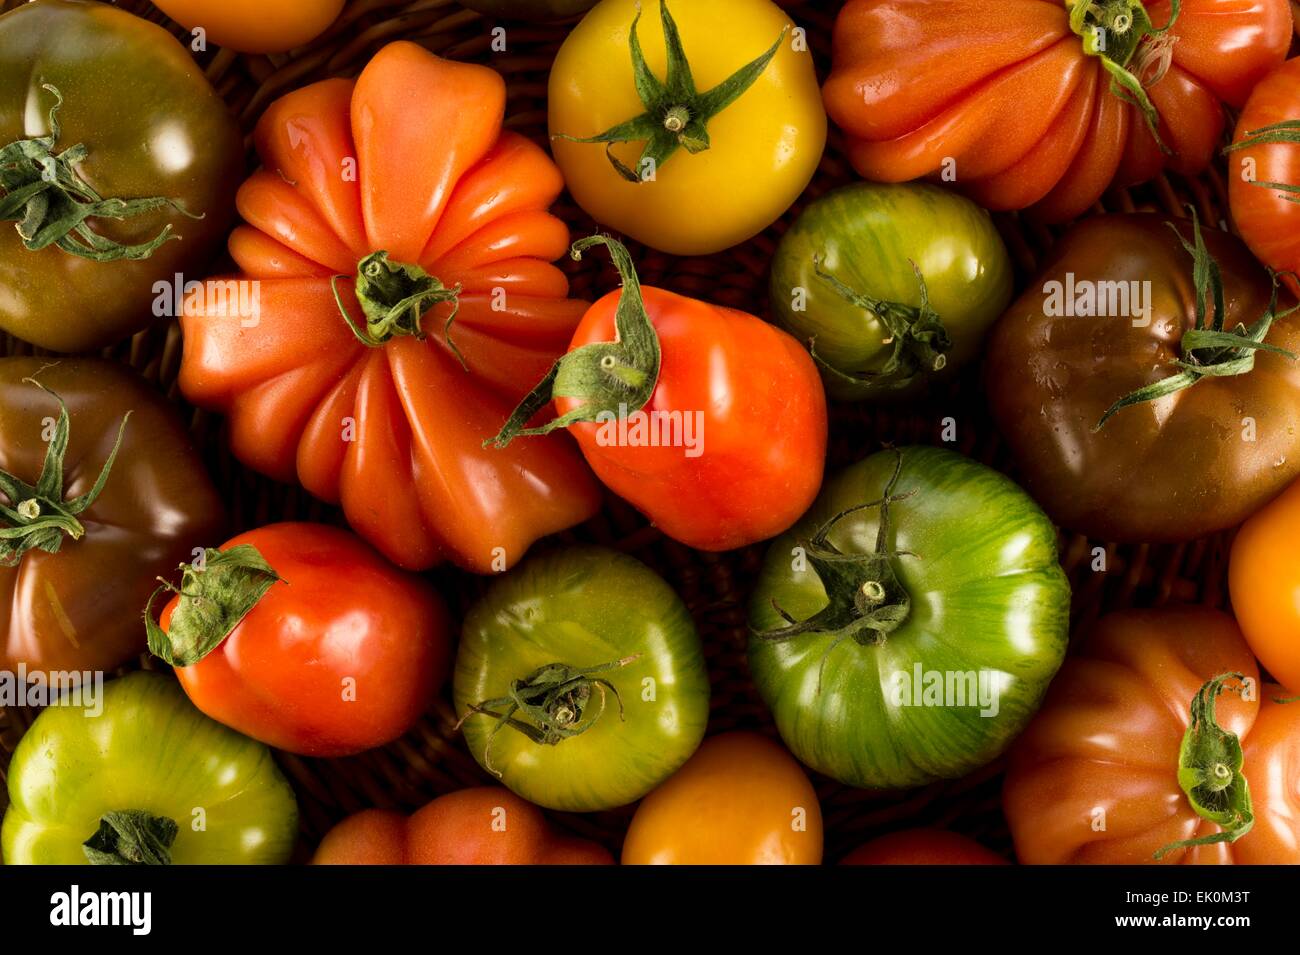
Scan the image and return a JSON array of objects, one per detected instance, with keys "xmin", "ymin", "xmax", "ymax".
[
  {"xmin": 823, "ymin": 0, "xmax": 1291, "ymax": 221},
  {"xmin": 154, "ymin": 522, "xmax": 450, "ymax": 757},
  {"xmin": 1228, "ymin": 57, "xmax": 1300, "ymax": 298},
  {"xmin": 311, "ymin": 788, "xmax": 613, "ymax": 865},
  {"xmin": 490, "ymin": 237, "xmax": 827, "ymax": 551},
  {"xmin": 840, "ymin": 829, "xmax": 1010, "ymax": 865}
]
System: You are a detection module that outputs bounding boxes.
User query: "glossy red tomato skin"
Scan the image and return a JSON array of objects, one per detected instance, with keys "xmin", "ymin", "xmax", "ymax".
[
  {"xmin": 841, "ymin": 829, "xmax": 1010, "ymax": 865},
  {"xmin": 823, "ymin": 0, "xmax": 1291, "ymax": 221},
  {"xmin": 1229, "ymin": 57, "xmax": 1300, "ymax": 299},
  {"xmin": 558, "ymin": 288, "xmax": 827, "ymax": 551},
  {"xmin": 311, "ymin": 788, "xmax": 613, "ymax": 865},
  {"xmin": 161, "ymin": 522, "xmax": 450, "ymax": 757}
]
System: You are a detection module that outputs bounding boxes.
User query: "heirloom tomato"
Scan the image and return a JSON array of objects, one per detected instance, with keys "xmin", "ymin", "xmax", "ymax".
[
  {"xmin": 748, "ymin": 447, "xmax": 1070, "ymax": 789},
  {"xmin": 0, "ymin": 0, "xmax": 242, "ymax": 351},
  {"xmin": 985, "ymin": 213, "xmax": 1300, "ymax": 543},
  {"xmin": 178, "ymin": 41, "xmax": 600, "ymax": 573},
  {"xmin": 490, "ymin": 236, "xmax": 826, "ymax": 551},
  {"xmin": 1004, "ymin": 607, "xmax": 1300, "ymax": 864},
  {"xmin": 312, "ymin": 788, "xmax": 612, "ymax": 864},
  {"xmin": 0, "ymin": 358, "xmax": 224, "ymax": 679},
  {"xmin": 840, "ymin": 829, "xmax": 1009, "ymax": 865},
  {"xmin": 621, "ymin": 732, "xmax": 823, "ymax": 865},
  {"xmin": 454, "ymin": 546, "xmax": 709, "ymax": 812},
  {"xmin": 548, "ymin": 0, "xmax": 825, "ymax": 255},
  {"xmin": 1229, "ymin": 476, "xmax": 1300, "ymax": 695},
  {"xmin": 823, "ymin": 0, "xmax": 1291, "ymax": 222},
  {"xmin": 1227, "ymin": 57, "xmax": 1300, "ymax": 298},
  {"xmin": 3, "ymin": 672, "xmax": 297, "ymax": 865},
  {"xmin": 150, "ymin": 522, "xmax": 450, "ymax": 758},
  {"xmin": 150, "ymin": 0, "xmax": 345, "ymax": 53},
  {"xmin": 769, "ymin": 182, "xmax": 1013, "ymax": 400}
]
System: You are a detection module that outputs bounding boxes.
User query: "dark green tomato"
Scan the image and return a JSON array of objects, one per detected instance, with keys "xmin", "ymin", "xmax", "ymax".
[
  {"xmin": 747, "ymin": 446, "xmax": 1069, "ymax": 789},
  {"xmin": 0, "ymin": 0, "xmax": 243, "ymax": 352},
  {"xmin": 454, "ymin": 546, "xmax": 709, "ymax": 812},
  {"xmin": 460, "ymin": 0, "xmax": 598, "ymax": 21},
  {"xmin": 769, "ymin": 182, "xmax": 1012, "ymax": 401},
  {"xmin": 3, "ymin": 672, "xmax": 298, "ymax": 864}
]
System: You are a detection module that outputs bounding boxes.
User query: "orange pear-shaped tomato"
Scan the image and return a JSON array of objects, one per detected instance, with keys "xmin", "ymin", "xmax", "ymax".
[{"xmin": 178, "ymin": 42, "xmax": 600, "ymax": 572}]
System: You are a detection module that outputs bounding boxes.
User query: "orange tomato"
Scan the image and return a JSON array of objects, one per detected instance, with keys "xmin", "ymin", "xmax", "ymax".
[
  {"xmin": 621, "ymin": 732, "xmax": 823, "ymax": 864},
  {"xmin": 178, "ymin": 42, "xmax": 601, "ymax": 573},
  {"xmin": 1230, "ymin": 475, "xmax": 1300, "ymax": 695},
  {"xmin": 840, "ymin": 829, "xmax": 1010, "ymax": 865},
  {"xmin": 311, "ymin": 788, "xmax": 613, "ymax": 865},
  {"xmin": 1004, "ymin": 607, "xmax": 1300, "ymax": 864},
  {"xmin": 151, "ymin": 0, "xmax": 344, "ymax": 54}
]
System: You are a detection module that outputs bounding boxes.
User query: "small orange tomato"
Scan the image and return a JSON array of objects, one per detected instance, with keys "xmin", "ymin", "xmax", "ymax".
[
  {"xmin": 621, "ymin": 732, "xmax": 823, "ymax": 864},
  {"xmin": 311, "ymin": 788, "xmax": 613, "ymax": 865},
  {"xmin": 150, "ymin": 0, "xmax": 344, "ymax": 54},
  {"xmin": 1230, "ymin": 477, "xmax": 1300, "ymax": 695},
  {"xmin": 840, "ymin": 829, "xmax": 1010, "ymax": 865}
]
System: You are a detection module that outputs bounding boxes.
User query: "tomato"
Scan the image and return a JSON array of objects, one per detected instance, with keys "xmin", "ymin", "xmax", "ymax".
[
  {"xmin": 151, "ymin": 0, "xmax": 344, "ymax": 53},
  {"xmin": 461, "ymin": 0, "xmax": 599, "ymax": 21},
  {"xmin": 548, "ymin": 0, "xmax": 825, "ymax": 255},
  {"xmin": 178, "ymin": 41, "xmax": 601, "ymax": 574},
  {"xmin": 840, "ymin": 829, "xmax": 1010, "ymax": 865},
  {"xmin": 1227, "ymin": 57, "xmax": 1300, "ymax": 299},
  {"xmin": 621, "ymin": 732, "xmax": 822, "ymax": 864},
  {"xmin": 454, "ymin": 546, "xmax": 709, "ymax": 812},
  {"xmin": 312, "ymin": 788, "xmax": 612, "ymax": 864},
  {"xmin": 985, "ymin": 213, "xmax": 1300, "ymax": 543},
  {"xmin": 823, "ymin": 0, "xmax": 1291, "ymax": 222},
  {"xmin": 1004, "ymin": 607, "xmax": 1300, "ymax": 864},
  {"xmin": 769, "ymin": 182, "xmax": 1013, "ymax": 400},
  {"xmin": 490, "ymin": 236, "xmax": 826, "ymax": 551},
  {"xmin": 0, "ymin": 358, "xmax": 224, "ymax": 679},
  {"xmin": 748, "ymin": 446, "xmax": 1070, "ymax": 789},
  {"xmin": 151, "ymin": 522, "xmax": 451, "ymax": 758},
  {"xmin": 1229, "ymin": 476, "xmax": 1300, "ymax": 695},
  {"xmin": 0, "ymin": 0, "xmax": 242, "ymax": 352},
  {"xmin": 3, "ymin": 672, "xmax": 297, "ymax": 865}
]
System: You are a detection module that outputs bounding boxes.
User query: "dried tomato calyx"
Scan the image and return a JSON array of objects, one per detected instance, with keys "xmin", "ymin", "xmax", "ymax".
[
  {"xmin": 1154, "ymin": 673, "xmax": 1255, "ymax": 860},
  {"xmin": 83, "ymin": 810, "xmax": 179, "ymax": 865},
  {"xmin": 455, "ymin": 656, "xmax": 640, "ymax": 777},
  {"xmin": 1068, "ymin": 0, "xmax": 1181, "ymax": 153},
  {"xmin": 751, "ymin": 449, "xmax": 916, "ymax": 693},
  {"xmin": 0, "ymin": 378, "xmax": 130, "ymax": 565},
  {"xmin": 331, "ymin": 251, "xmax": 465, "ymax": 365}
]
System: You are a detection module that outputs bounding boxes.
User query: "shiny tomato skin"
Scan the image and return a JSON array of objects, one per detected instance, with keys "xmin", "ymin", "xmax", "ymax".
[
  {"xmin": 162, "ymin": 522, "xmax": 451, "ymax": 758},
  {"xmin": 151, "ymin": 0, "xmax": 344, "ymax": 53},
  {"xmin": 1228, "ymin": 57, "xmax": 1300, "ymax": 299},
  {"xmin": 621, "ymin": 732, "xmax": 823, "ymax": 864},
  {"xmin": 0, "ymin": 0, "xmax": 242, "ymax": 352},
  {"xmin": 311, "ymin": 788, "xmax": 613, "ymax": 865},
  {"xmin": 0, "ymin": 358, "xmax": 225, "ymax": 677},
  {"xmin": 1004, "ymin": 607, "xmax": 1300, "ymax": 864},
  {"xmin": 178, "ymin": 42, "xmax": 601, "ymax": 574},
  {"xmin": 840, "ymin": 829, "xmax": 1010, "ymax": 865},
  {"xmin": 1229, "ymin": 476, "xmax": 1300, "ymax": 695},
  {"xmin": 823, "ymin": 0, "xmax": 1291, "ymax": 221},
  {"xmin": 558, "ymin": 287, "xmax": 827, "ymax": 551},
  {"xmin": 985, "ymin": 214, "xmax": 1300, "ymax": 543}
]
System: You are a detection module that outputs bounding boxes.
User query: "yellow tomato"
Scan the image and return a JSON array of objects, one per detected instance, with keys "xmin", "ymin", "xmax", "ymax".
[
  {"xmin": 151, "ymin": 0, "xmax": 344, "ymax": 54},
  {"xmin": 621, "ymin": 732, "xmax": 824, "ymax": 864},
  {"xmin": 548, "ymin": 0, "xmax": 826, "ymax": 255}
]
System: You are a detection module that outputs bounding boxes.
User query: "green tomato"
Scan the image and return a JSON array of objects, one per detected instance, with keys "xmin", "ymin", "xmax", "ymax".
[
  {"xmin": 769, "ymin": 182, "xmax": 1013, "ymax": 401},
  {"xmin": 2, "ymin": 672, "xmax": 298, "ymax": 864},
  {"xmin": 455, "ymin": 546, "xmax": 710, "ymax": 812},
  {"xmin": 747, "ymin": 447, "xmax": 1069, "ymax": 789},
  {"xmin": 459, "ymin": 0, "xmax": 598, "ymax": 21}
]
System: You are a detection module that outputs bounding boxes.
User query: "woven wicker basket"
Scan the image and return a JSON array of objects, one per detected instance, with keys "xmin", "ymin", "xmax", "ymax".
[{"xmin": 1, "ymin": 0, "xmax": 1289, "ymax": 863}]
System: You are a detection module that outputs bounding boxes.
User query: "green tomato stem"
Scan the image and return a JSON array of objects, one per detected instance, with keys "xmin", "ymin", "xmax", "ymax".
[{"xmin": 83, "ymin": 810, "xmax": 179, "ymax": 865}]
